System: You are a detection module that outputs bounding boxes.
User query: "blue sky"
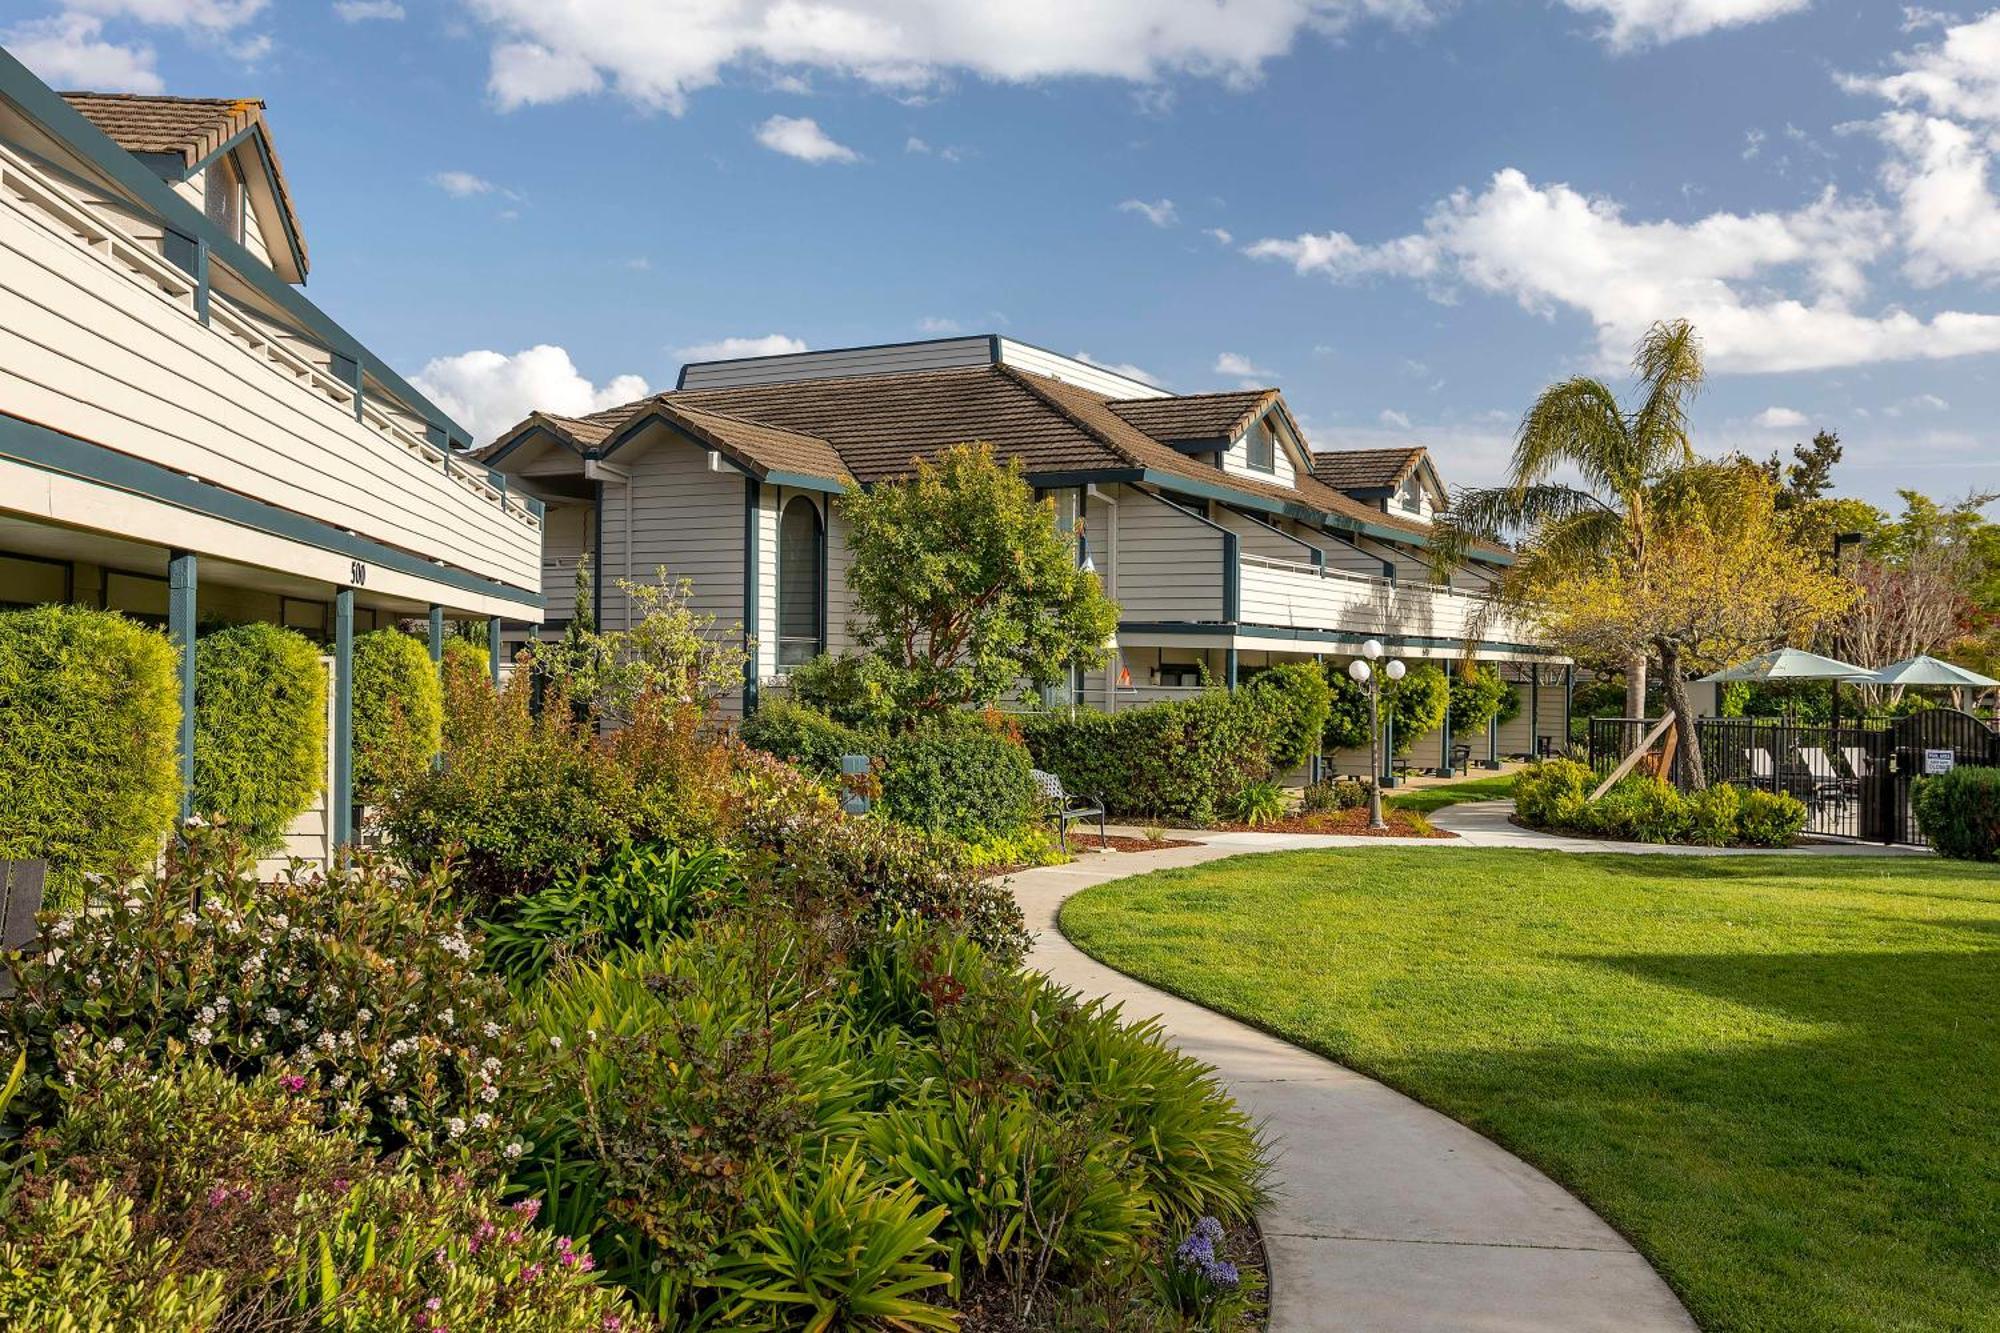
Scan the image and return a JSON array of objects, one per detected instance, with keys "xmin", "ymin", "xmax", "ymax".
[{"xmin": 8, "ymin": 1, "xmax": 2000, "ymax": 506}]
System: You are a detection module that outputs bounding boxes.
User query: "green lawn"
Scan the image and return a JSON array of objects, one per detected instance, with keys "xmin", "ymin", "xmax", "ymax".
[
  {"xmin": 1383, "ymin": 772, "xmax": 1517, "ymax": 814},
  {"xmin": 1059, "ymin": 849, "xmax": 2000, "ymax": 1333}
]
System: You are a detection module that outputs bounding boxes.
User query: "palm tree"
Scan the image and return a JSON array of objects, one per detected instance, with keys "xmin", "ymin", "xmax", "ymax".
[{"xmin": 1435, "ymin": 319, "xmax": 1704, "ymax": 721}]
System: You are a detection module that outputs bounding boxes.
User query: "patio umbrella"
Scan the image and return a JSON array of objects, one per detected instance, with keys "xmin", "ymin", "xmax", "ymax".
[
  {"xmin": 1868, "ymin": 655, "xmax": 1999, "ymax": 689},
  {"xmin": 1698, "ymin": 648, "xmax": 1874, "ymax": 729}
]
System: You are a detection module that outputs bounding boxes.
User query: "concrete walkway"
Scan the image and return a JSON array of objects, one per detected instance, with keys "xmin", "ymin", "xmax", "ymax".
[
  {"xmin": 1013, "ymin": 830, "xmax": 1700, "ymax": 1333},
  {"xmin": 1429, "ymin": 800, "xmax": 1929, "ymax": 856}
]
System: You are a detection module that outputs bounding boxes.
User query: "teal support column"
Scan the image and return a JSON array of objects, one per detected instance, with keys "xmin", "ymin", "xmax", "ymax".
[
  {"xmin": 1564, "ymin": 663, "xmax": 1575, "ymax": 750},
  {"xmin": 333, "ymin": 587, "xmax": 354, "ymax": 849},
  {"xmin": 487, "ymin": 616, "xmax": 503, "ymax": 683},
  {"xmin": 1383, "ymin": 713, "xmax": 1396, "ymax": 787},
  {"xmin": 1440, "ymin": 707, "xmax": 1454, "ymax": 777},
  {"xmin": 168, "ymin": 550, "xmax": 196, "ymax": 821},
  {"xmin": 1529, "ymin": 663, "xmax": 1541, "ymax": 759},
  {"xmin": 1487, "ymin": 713, "xmax": 1499, "ymax": 768},
  {"xmin": 742, "ymin": 478, "xmax": 761, "ymax": 716},
  {"xmin": 428, "ymin": 604, "xmax": 444, "ymax": 666},
  {"xmin": 1225, "ymin": 648, "xmax": 1239, "ymax": 689}
]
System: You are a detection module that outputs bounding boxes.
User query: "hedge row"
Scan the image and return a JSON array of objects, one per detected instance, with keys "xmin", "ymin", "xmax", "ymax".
[
  {"xmin": 1020, "ymin": 688, "xmax": 1285, "ymax": 825},
  {"xmin": 193, "ymin": 622, "xmax": 326, "ymax": 852},
  {"xmin": 1912, "ymin": 766, "xmax": 2000, "ymax": 861},
  {"xmin": 1514, "ymin": 758, "xmax": 1806, "ymax": 847}
]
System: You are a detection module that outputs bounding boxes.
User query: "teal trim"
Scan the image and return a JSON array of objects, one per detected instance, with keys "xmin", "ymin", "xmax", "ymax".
[
  {"xmin": 1529, "ymin": 662, "xmax": 1541, "ymax": 752},
  {"xmin": 1564, "ymin": 663, "xmax": 1575, "ymax": 744},
  {"xmin": 427, "ymin": 604, "xmax": 443, "ymax": 664},
  {"xmin": 1225, "ymin": 648, "xmax": 1239, "ymax": 689},
  {"xmin": 763, "ymin": 469, "xmax": 847, "ymax": 494},
  {"xmin": 742, "ymin": 478, "xmax": 761, "ymax": 715},
  {"xmin": 1115, "ymin": 620, "xmax": 1563, "ymax": 659},
  {"xmin": 182, "ymin": 123, "xmax": 258, "ymax": 180},
  {"xmin": 168, "ymin": 549, "xmax": 196, "ymax": 820},
  {"xmin": 332, "ymin": 587, "xmax": 354, "ymax": 848},
  {"xmin": 1222, "ymin": 530, "xmax": 1240, "ymax": 623},
  {"xmin": 0, "ymin": 412, "xmax": 543, "ymax": 612},
  {"xmin": 590, "ymin": 479, "xmax": 604, "ymax": 627},
  {"xmin": 487, "ymin": 615, "xmax": 502, "ymax": 684},
  {"xmin": 1440, "ymin": 707, "xmax": 1454, "ymax": 777},
  {"xmin": 0, "ymin": 48, "xmax": 473, "ymax": 449}
]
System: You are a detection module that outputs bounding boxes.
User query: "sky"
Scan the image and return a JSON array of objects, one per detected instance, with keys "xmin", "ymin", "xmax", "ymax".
[{"xmin": 7, "ymin": 0, "xmax": 2000, "ymax": 508}]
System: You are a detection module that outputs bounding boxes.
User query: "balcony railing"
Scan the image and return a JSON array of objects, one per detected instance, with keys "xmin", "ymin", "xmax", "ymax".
[
  {"xmin": 1236, "ymin": 553, "xmax": 1526, "ymax": 644},
  {"xmin": 0, "ymin": 136, "xmax": 541, "ymax": 591}
]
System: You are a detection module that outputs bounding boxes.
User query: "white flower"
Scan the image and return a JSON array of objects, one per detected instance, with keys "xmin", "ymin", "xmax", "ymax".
[
  {"xmin": 107, "ymin": 1036, "xmax": 125, "ymax": 1053},
  {"xmin": 503, "ymin": 1141, "xmax": 524, "ymax": 1160},
  {"xmin": 439, "ymin": 1009, "xmax": 455, "ymax": 1028},
  {"xmin": 190, "ymin": 1026, "xmax": 213, "ymax": 1045},
  {"xmin": 547, "ymin": 1035, "xmax": 562, "ymax": 1051},
  {"xmin": 48, "ymin": 917, "xmax": 73, "ymax": 939},
  {"xmin": 356, "ymin": 1008, "xmax": 373, "ymax": 1024},
  {"xmin": 122, "ymin": 897, "xmax": 143, "ymax": 911},
  {"xmin": 390, "ymin": 1093, "xmax": 408, "ymax": 1113},
  {"xmin": 482, "ymin": 1021, "xmax": 501, "ymax": 1039},
  {"xmin": 472, "ymin": 1112, "xmax": 492, "ymax": 1131},
  {"xmin": 42, "ymin": 948, "xmax": 63, "ymax": 967},
  {"xmin": 331, "ymin": 1072, "xmax": 348, "ymax": 1089},
  {"xmin": 446, "ymin": 1117, "xmax": 465, "ymax": 1139},
  {"xmin": 263, "ymin": 1008, "xmax": 282, "ymax": 1025},
  {"xmin": 197, "ymin": 1007, "xmax": 216, "ymax": 1025},
  {"xmin": 479, "ymin": 1083, "xmax": 499, "ymax": 1103}
]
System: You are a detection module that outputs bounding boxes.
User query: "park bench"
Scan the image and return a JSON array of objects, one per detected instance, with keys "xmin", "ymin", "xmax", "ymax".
[{"xmin": 1030, "ymin": 769, "xmax": 1107, "ymax": 850}]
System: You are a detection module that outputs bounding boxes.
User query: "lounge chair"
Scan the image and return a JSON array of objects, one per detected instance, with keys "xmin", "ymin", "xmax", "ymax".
[{"xmin": 1842, "ymin": 746, "xmax": 1873, "ymax": 779}]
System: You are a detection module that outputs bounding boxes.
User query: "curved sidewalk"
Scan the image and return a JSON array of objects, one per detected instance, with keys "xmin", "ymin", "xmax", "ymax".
[
  {"xmin": 1011, "ymin": 832, "xmax": 1699, "ymax": 1333},
  {"xmin": 1429, "ymin": 800, "xmax": 1929, "ymax": 855}
]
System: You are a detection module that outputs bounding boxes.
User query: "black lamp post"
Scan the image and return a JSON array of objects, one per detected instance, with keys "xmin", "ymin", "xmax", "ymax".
[{"xmin": 1348, "ymin": 639, "xmax": 1406, "ymax": 831}]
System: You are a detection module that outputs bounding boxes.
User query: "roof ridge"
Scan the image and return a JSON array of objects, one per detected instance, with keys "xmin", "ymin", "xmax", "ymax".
[
  {"xmin": 1107, "ymin": 387, "xmax": 1274, "ymax": 405},
  {"xmin": 993, "ymin": 364, "xmax": 1145, "ymax": 468},
  {"xmin": 60, "ymin": 91, "xmax": 262, "ymax": 107},
  {"xmin": 671, "ymin": 363, "xmax": 994, "ymax": 397}
]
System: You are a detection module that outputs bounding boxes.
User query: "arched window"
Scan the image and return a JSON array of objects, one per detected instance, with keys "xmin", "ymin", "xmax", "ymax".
[{"xmin": 777, "ymin": 495, "xmax": 823, "ymax": 668}]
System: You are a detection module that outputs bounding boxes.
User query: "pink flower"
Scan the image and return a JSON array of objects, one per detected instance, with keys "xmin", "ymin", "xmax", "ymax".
[
  {"xmin": 279, "ymin": 1074, "xmax": 307, "ymax": 1093},
  {"xmin": 206, "ymin": 1185, "xmax": 231, "ymax": 1208},
  {"xmin": 511, "ymin": 1198, "xmax": 541, "ymax": 1221},
  {"xmin": 519, "ymin": 1261, "xmax": 544, "ymax": 1284}
]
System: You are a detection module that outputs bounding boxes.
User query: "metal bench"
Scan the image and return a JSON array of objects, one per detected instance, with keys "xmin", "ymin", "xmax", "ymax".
[
  {"xmin": 1030, "ymin": 769, "xmax": 1107, "ymax": 849},
  {"xmin": 0, "ymin": 859, "xmax": 47, "ymax": 998}
]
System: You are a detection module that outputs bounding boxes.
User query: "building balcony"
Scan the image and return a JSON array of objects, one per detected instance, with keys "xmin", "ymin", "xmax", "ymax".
[{"xmin": 0, "ymin": 137, "xmax": 542, "ymax": 598}]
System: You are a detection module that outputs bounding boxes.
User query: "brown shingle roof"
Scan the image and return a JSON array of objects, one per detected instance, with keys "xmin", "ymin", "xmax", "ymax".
[
  {"xmin": 1312, "ymin": 446, "xmax": 1426, "ymax": 491},
  {"xmin": 59, "ymin": 91, "xmax": 308, "ymax": 276},
  {"xmin": 1106, "ymin": 389, "xmax": 1274, "ymax": 443}
]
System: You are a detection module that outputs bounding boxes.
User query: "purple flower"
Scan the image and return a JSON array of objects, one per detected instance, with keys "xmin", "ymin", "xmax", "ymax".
[{"xmin": 279, "ymin": 1074, "xmax": 307, "ymax": 1093}]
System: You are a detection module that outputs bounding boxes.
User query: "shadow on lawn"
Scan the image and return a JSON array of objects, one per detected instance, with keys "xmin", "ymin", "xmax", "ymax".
[{"xmin": 1363, "ymin": 946, "xmax": 2000, "ymax": 1329}]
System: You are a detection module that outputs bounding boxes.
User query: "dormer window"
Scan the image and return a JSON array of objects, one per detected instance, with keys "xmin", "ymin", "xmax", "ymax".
[
  {"xmin": 1397, "ymin": 472, "xmax": 1422, "ymax": 513},
  {"xmin": 204, "ymin": 154, "xmax": 244, "ymax": 244},
  {"xmin": 1245, "ymin": 420, "xmax": 1275, "ymax": 473}
]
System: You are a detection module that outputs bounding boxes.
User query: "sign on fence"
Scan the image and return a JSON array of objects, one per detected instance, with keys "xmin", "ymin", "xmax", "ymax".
[{"xmin": 1924, "ymin": 749, "xmax": 1957, "ymax": 775}]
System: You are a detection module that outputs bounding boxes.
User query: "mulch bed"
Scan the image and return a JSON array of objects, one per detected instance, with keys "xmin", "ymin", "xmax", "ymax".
[
  {"xmin": 1209, "ymin": 807, "xmax": 1454, "ymax": 838},
  {"xmin": 1066, "ymin": 832, "xmax": 1204, "ymax": 854}
]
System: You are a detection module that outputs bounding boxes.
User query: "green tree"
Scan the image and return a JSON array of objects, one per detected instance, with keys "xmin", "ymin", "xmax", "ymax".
[
  {"xmin": 839, "ymin": 443, "xmax": 1119, "ymax": 723},
  {"xmin": 1765, "ymin": 429, "xmax": 1844, "ymax": 510},
  {"xmin": 1435, "ymin": 319, "xmax": 1706, "ymax": 718}
]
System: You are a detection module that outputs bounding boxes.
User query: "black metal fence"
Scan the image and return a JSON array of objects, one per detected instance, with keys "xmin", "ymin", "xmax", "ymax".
[{"xmin": 1586, "ymin": 709, "xmax": 2000, "ymax": 845}]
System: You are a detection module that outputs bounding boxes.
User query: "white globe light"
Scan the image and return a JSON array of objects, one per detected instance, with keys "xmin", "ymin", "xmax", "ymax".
[
  {"xmin": 1385, "ymin": 659, "xmax": 1407, "ymax": 681},
  {"xmin": 1361, "ymin": 639, "xmax": 1384, "ymax": 661},
  {"xmin": 1347, "ymin": 659, "xmax": 1372, "ymax": 683}
]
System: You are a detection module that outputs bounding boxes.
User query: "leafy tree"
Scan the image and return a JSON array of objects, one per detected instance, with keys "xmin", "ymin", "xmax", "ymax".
[
  {"xmin": 1765, "ymin": 430, "xmax": 1843, "ymax": 510},
  {"xmin": 1446, "ymin": 665, "xmax": 1511, "ymax": 735},
  {"xmin": 1531, "ymin": 461, "xmax": 1855, "ymax": 788},
  {"xmin": 838, "ymin": 443, "xmax": 1118, "ymax": 723},
  {"xmin": 1434, "ymin": 319, "xmax": 1706, "ymax": 717},
  {"xmin": 526, "ymin": 570, "xmax": 747, "ymax": 724},
  {"xmin": 1322, "ymin": 659, "xmax": 1448, "ymax": 755},
  {"xmin": 1834, "ymin": 490, "xmax": 2000, "ymax": 696}
]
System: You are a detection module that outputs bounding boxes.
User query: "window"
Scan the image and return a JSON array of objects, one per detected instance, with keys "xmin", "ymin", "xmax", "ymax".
[
  {"xmin": 1245, "ymin": 420, "xmax": 1275, "ymax": 473},
  {"xmin": 777, "ymin": 496, "xmax": 824, "ymax": 669},
  {"xmin": 1397, "ymin": 472, "xmax": 1424, "ymax": 513},
  {"xmin": 204, "ymin": 155, "xmax": 243, "ymax": 243}
]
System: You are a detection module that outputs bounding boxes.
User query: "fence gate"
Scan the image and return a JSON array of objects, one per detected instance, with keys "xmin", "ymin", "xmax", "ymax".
[{"xmin": 1587, "ymin": 710, "xmax": 2000, "ymax": 846}]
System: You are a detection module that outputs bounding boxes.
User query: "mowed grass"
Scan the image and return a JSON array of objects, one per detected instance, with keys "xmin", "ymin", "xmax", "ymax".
[
  {"xmin": 1059, "ymin": 849, "xmax": 2000, "ymax": 1333},
  {"xmin": 1384, "ymin": 772, "xmax": 1518, "ymax": 814}
]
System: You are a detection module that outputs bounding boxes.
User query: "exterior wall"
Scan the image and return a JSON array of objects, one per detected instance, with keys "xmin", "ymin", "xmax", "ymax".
[
  {"xmin": 755, "ymin": 483, "xmax": 780, "ymax": 685},
  {"xmin": 0, "ymin": 142, "xmax": 541, "ymax": 594},
  {"xmin": 1219, "ymin": 421, "xmax": 1298, "ymax": 488},
  {"xmin": 1217, "ymin": 507, "xmax": 1310, "ymax": 563},
  {"xmin": 1117, "ymin": 492, "xmax": 1225, "ymax": 621},
  {"xmin": 1494, "ymin": 674, "xmax": 1572, "ymax": 757},
  {"xmin": 826, "ymin": 498, "xmax": 858, "ymax": 655},
  {"xmin": 595, "ymin": 426, "xmax": 747, "ymax": 710},
  {"xmin": 539, "ymin": 501, "xmax": 590, "ymax": 625}
]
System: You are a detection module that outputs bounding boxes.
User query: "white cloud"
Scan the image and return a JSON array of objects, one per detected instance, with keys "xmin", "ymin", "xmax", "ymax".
[
  {"xmin": 334, "ymin": 0, "xmax": 404, "ymax": 20},
  {"xmin": 465, "ymin": 0, "xmax": 1442, "ymax": 113},
  {"xmin": 414, "ymin": 345, "xmax": 648, "ymax": 445},
  {"xmin": 1378, "ymin": 408, "xmax": 1414, "ymax": 429},
  {"xmin": 1213, "ymin": 351, "xmax": 1273, "ymax": 382},
  {"xmin": 488, "ymin": 42, "xmax": 605, "ymax": 108},
  {"xmin": 3, "ymin": 14, "xmax": 162, "ymax": 91},
  {"xmin": 754, "ymin": 114, "xmax": 859, "ymax": 163},
  {"xmin": 1741, "ymin": 128, "xmax": 1764, "ymax": 160},
  {"xmin": 1557, "ymin": 0, "xmax": 1810, "ymax": 50},
  {"xmin": 675, "ymin": 334, "xmax": 810, "ymax": 362},
  {"xmin": 430, "ymin": 170, "xmax": 496, "ymax": 197},
  {"xmin": 916, "ymin": 316, "xmax": 963, "ymax": 334},
  {"xmin": 1752, "ymin": 406, "xmax": 1809, "ymax": 428},
  {"xmin": 1844, "ymin": 12, "xmax": 2000, "ymax": 285},
  {"xmin": 65, "ymin": 0, "xmax": 268, "ymax": 32},
  {"xmin": 1074, "ymin": 351, "xmax": 1164, "ymax": 387},
  {"xmin": 1246, "ymin": 167, "xmax": 2000, "ymax": 374},
  {"xmin": 1205, "ymin": 226, "xmax": 1234, "ymax": 245},
  {"xmin": 1118, "ymin": 198, "xmax": 1178, "ymax": 228}
]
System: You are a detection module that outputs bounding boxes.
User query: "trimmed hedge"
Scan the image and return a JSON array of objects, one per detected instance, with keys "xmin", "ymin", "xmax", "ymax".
[
  {"xmin": 875, "ymin": 729, "xmax": 1037, "ymax": 840},
  {"xmin": 1912, "ymin": 765, "xmax": 2000, "ymax": 861},
  {"xmin": 738, "ymin": 698, "xmax": 871, "ymax": 778},
  {"xmin": 193, "ymin": 622, "xmax": 325, "ymax": 852},
  {"xmin": 0, "ymin": 604, "xmax": 180, "ymax": 902},
  {"xmin": 1020, "ymin": 688, "xmax": 1278, "ymax": 825},
  {"xmin": 351, "ymin": 629, "xmax": 441, "ymax": 800},
  {"xmin": 1324, "ymin": 659, "xmax": 1449, "ymax": 755},
  {"xmin": 1243, "ymin": 661, "xmax": 1333, "ymax": 771},
  {"xmin": 1513, "ymin": 758, "xmax": 1806, "ymax": 847}
]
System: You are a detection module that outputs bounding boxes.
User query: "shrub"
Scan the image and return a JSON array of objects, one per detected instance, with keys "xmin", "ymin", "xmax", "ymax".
[
  {"xmin": 784, "ymin": 651, "xmax": 904, "ymax": 730},
  {"xmin": 0, "ymin": 604, "xmax": 180, "ymax": 905},
  {"xmin": 877, "ymin": 729, "xmax": 1038, "ymax": 840},
  {"xmin": 1447, "ymin": 665, "xmax": 1511, "ymax": 735},
  {"xmin": 4, "ymin": 827, "xmax": 530, "ymax": 1168},
  {"xmin": 1736, "ymin": 787, "xmax": 1808, "ymax": 848},
  {"xmin": 381, "ymin": 671, "xmax": 640, "ymax": 907},
  {"xmin": 1513, "ymin": 758, "xmax": 1593, "ymax": 829},
  {"xmin": 351, "ymin": 628, "xmax": 441, "ymax": 801},
  {"xmin": 1242, "ymin": 662, "xmax": 1333, "ymax": 770},
  {"xmin": 1301, "ymin": 777, "xmax": 1369, "ymax": 814},
  {"xmin": 1226, "ymin": 780, "xmax": 1287, "ymax": 827},
  {"xmin": 1584, "ymin": 776, "xmax": 1691, "ymax": 844},
  {"xmin": 1322, "ymin": 658, "xmax": 1450, "ymax": 756},
  {"xmin": 482, "ymin": 841, "xmax": 744, "ymax": 989},
  {"xmin": 1911, "ymin": 765, "xmax": 2000, "ymax": 861},
  {"xmin": 1686, "ymin": 782, "xmax": 1742, "ymax": 848},
  {"xmin": 192, "ymin": 622, "xmax": 325, "ymax": 852},
  {"xmin": 0, "ymin": 1178, "xmax": 227, "ymax": 1330},
  {"xmin": 739, "ymin": 697, "xmax": 873, "ymax": 777},
  {"xmin": 1021, "ymin": 689, "xmax": 1277, "ymax": 824}
]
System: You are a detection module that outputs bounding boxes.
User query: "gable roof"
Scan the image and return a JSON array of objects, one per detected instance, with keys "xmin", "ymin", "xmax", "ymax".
[
  {"xmin": 1312, "ymin": 446, "xmax": 1427, "ymax": 492},
  {"xmin": 483, "ymin": 363, "xmax": 1504, "ymax": 557},
  {"xmin": 59, "ymin": 90, "xmax": 309, "ymax": 279},
  {"xmin": 1106, "ymin": 389, "xmax": 1274, "ymax": 445}
]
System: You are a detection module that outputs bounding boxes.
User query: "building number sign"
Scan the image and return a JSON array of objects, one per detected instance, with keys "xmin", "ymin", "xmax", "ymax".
[{"xmin": 350, "ymin": 560, "xmax": 367, "ymax": 586}]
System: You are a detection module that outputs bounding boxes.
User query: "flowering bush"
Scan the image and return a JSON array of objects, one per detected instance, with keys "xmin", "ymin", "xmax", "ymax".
[
  {"xmin": 3, "ymin": 829, "xmax": 531, "ymax": 1169},
  {"xmin": 0, "ymin": 1178, "xmax": 227, "ymax": 1330}
]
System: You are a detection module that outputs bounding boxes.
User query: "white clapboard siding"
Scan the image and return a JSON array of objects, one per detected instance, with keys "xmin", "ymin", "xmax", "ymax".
[
  {"xmin": 539, "ymin": 502, "xmax": 590, "ymax": 624},
  {"xmin": 1116, "ymin": 494, "xmax": 1224, "ymax": 621},
  {"xmin": 826, "ymin": 499, "xmax": 858, "ymax": 654},
  {"xmin": 1495, "ymin": 677, "xmax": 1572, "ymax": 756},
  {"xmin": 756, "ymin": 486, "xmax": 780, "ymax": 682},
  {"xmin": 1216, "ymin": 508, "xmax": 1310, "ymax": 563},
  {"xmin": 597, "ymin": 429, "xmax": 747, "ymax": 707},
  {"xmin": 0, "ymin": 149, "xmax": 539, "ymax": 591}
]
